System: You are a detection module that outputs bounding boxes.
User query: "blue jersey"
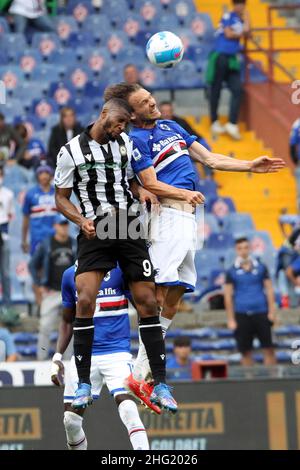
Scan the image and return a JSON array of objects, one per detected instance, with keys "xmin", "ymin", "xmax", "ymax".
[
  {"xmin": 130, "ymin": 120, "xmax": 197, "ymax": 190},
  {"xmin": 226, "ymin": 260, "xmax": 269, "ymax": 314},
  {"xmin": 61, "ymin": 266, "xmax": 131, "ymax": 356},
  {"xmin": 27, "ymin": 138, "xmax": 46, "ymax": 161},
  {"xmin": 290, "ymin": 119, "xmax": 300, "ymax": 162},
  {"xmin": 22, "ymin": 185, "xmax": 57, "ymax": 254},
  {"xmin": 215, "ymin": 11, "xmax": 243, "ymax": 55}
]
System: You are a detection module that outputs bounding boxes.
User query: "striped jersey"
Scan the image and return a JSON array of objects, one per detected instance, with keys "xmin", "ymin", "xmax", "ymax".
[
  {"xmin": 22, "ymin": 185, "xmax": 57, "ymax": 254},
  {"xmin": 61, "ymin": 265, "xmax": 131, "ymax": 355},
  {"xmin": 54, "ymin": 126, "xmax": 135, "ymax": 220},
  {"xmin": 129, "ymin": 120, "xmax": 198, "ymax": 190}
]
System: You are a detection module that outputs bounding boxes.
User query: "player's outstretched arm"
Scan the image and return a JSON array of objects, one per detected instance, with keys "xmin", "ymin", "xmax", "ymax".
[
  {"xmin": 189, "ymin": 141, "xmax": 285, "ymax": 173},
  {"xmin": 138, "ymin": 166, "xmax": 205, "ymax": 206},
  {"xmin": 51, "ymin": 307, "xmax": 74, "ymax": 387}
]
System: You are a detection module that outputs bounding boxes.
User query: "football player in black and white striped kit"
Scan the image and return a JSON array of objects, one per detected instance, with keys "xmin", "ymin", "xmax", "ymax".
[{"xmin": 54, "ymin": 98, "xmax": 195, "ymax": 412}]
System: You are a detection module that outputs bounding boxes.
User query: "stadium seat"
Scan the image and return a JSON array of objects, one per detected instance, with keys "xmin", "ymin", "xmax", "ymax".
[
  {"xmin": 121, "ymin": 13, "xmax": 143, "ymax": 40},
  {"xmin": 14, "ymin": 81, "xmax": 49, "ymax": 104},
  {"xmin": 171, "ymin": 60, "xmax": 204, "ymax": 89},
  {"xmin": 206, "ymin": 232, "xmax": 235, "ymax": 250},
  {"xmin": 71, "ymin": 97, "xmax": 98, "ymax": 115},
  {"xmin": 173, "ymin": 0, "xmax": 197, "ymax": 25},
  {"xmin": 157, "ymin": 13, "xmax": 180, "ymax": 31},
  {"xmin": 207, "ymin": 197, "xmax": 236, "ymax": 218},
  {"xmin": 0, "ymin": 66, "xmax": 24, "ymax": 93},
  {"xmin": 83, "ymin": 47, "xmax": 113, "ymax": 75},
  {"xmin": 30, "ymin": 63, "xmax": 64, "ymax": 83},
  {"xmin": 139, "ymin": 64, "xmax": 167, "ymax": 90},
  {"xmin": 203, "ymin": 213, "xmax": 220, "ymax": 240},
  {"xmin": 0, "ymin": 17, "xmax": 9, "ymax": 35},
  {"xmin": 66, "ymin": 65, "xmax": 92, "ymax": 91},
  {"xmin": 0, "ymin": 34, "xmax": 28, "ymax": 61},
  {"xmin": 55, "ymin": 15, "xmax": 79, "ymax": 44},
  {"xmin": 81, "ymin": 14, "xmax": 109, "ymax": 44},
  {"xmin": 46, "ymin": 49, "xmax": 80, "ymax": 70},
  {"xmin": 66, "ymin": 1, "xmax": 94, "ymax": 25},
  {"xmin": 16, "ymin": 50, "xmax": 42, "ymax": 76},
  {"xmin": 31, "ymin": 33, "xmax": 61, "ymax": 59},
  {"xmin": 115, "ymin": 46, "xmax": 146, "ymax": 66},
  {"xmin": 84, "ymin": 79, "xmax": 108, "ymax": 99},
  {"xmin": 65, "ymin": 31, "xmax": 95, "ymax": 48},
  {"xmin": 49, "ymin": 80, "xmax": 76, "ymax": 106},
  {"xmin": 134, "ymin": 29, "xmax": 155, "ymax": 48},
  {"xmin": 222, "ymin": 213, "xmax": 255, "ymax": 236},
  {"xmin": 194, "ymin": 249, "xmax": 222, "ymax": 281},
  {"xmin": 31, "ymin": 98, "xmax": 59, "ymax": 119},
  {"xmin": 189, "ymin": 13, "xmax": 214, "ymax": 41},
  {"xmin": 105, "ymin": 32, "xmax": 129, "ymax": 58}
]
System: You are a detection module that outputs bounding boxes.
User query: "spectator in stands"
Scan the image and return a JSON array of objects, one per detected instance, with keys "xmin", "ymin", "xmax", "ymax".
[
  {"xmin": 47, "ymin": 107, "xmax": 83, "ymax": 167},
  {"xmin": 0, "ymin": 165, "xmax": 14, "ymax": 309},
  {"xmin": 207, "ymin": 0, "xmax": 250, "ymax": 140},
  {"xmin": 289, "ymin": 118, "xmax": 300, "ymax": 205},
  {"xmin": 277, "ymin": 225, "xmax": 300, "ymax": 308},
  {"xmin": 14, "ymin": 123, "xmax": 47, "ymax": 170},
  {"xmin": 166, "ymin": 336, "xmax": 193, "ymax": 381},
  {"xmin": 29, "ymin": 214, "xmax": 76, "ymax": 360},
  {"xmin": 0, "ymin": 113, "xmax": 25, "ymax": 163},
  {"xmin": 9, "ymin": 0, "xmax": 55, "ymax": 34},
  {"xmin": 0, "ymin": 326, "xmax": 17, "ymax": 362},
  {"xmin": 22, "ymin": 165, "xmax": 57, "ymax": 306},
  {"xmin": 224, "ymin": 237, "xmax": 277, "ymax": 366},
  {"xmin": 123, "ymin": 64, "xmax": 141, "ymax": 86},
  {"xmin": 285, "ymin": 256, "xmax": 300, "ymax": 307}
]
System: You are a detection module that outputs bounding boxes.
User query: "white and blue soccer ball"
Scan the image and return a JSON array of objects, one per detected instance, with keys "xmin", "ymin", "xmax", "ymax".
[{"xmin": 146, "ymin": 31, "xmax": 184, "ymax": 68}]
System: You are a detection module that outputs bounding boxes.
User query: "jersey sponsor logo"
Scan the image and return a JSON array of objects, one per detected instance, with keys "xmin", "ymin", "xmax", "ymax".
[
  {"xmin": 76, "ymin": 355, "xmax": 82, "ymax": 361},
  {"xmin": 132, "ymin": 148, "xmax": 142, "ymax": 161},
  {"xmin": 77, "ymin": 161, "xmax": 128, "ymax": 171},
  {"xmin": 160, "ymin": 354, "xmax": 165, "ymax": 360},
  {"xmin": 84, "ymin": 153, "xmax": 92, "ymax": 161}
]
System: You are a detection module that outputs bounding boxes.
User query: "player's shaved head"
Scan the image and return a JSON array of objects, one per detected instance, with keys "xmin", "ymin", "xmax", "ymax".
[{"xmin": 102, "ymin": 97, "xmax": 133, "ymax": 116}]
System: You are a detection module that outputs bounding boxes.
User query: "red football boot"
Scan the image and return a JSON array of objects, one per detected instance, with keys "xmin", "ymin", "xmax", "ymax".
[{"xmin": 124, "ymin": 374, "xmax": 161, "ymax": 415}]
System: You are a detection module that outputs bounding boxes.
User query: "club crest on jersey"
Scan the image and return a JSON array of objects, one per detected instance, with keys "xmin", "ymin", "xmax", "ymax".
[
  {"xmin": 159, "ymin": 124, "xmax": 171, "ymax": 131},
  {"xmin": 132, "ymin": 148, "xmax": 142, "ymax": 161},
  {"xmin": 119, "ymin": 145, "xmax": 127, "ymax": 157}
]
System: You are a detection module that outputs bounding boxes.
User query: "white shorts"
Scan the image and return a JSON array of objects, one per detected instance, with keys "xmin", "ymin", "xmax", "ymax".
[
  {"xmin": 63, "ymin": 352, "xmax": 133, "ymax": 403},
  {"xmin": 148, "ymin": 207, "xmax": 201, "ymax": 292}
]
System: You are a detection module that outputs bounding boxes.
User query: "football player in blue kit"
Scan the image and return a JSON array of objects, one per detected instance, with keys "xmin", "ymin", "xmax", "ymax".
[
  {"xmin": 104, "ymin": 82, "xmax": 285, "ymax": 403},
  {"xmin": 51, "ymin": 264, "xmax": 155, "ymax": 450}
]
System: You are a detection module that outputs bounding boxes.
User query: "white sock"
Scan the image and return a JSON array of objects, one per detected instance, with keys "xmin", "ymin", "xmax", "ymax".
[
  {"xmin": 132, "ymin": 333, "xmax": 150, "ymax": 381},
  {"xmin": 160, "ymin": 315, "xmax": 172, "ymax": 338},
  {"xmin": 64, "ymin": 411, "xmax": 87, "ymax": 450},
  {"xmin": 118, "ymin": 399, "xmax": 149, "ymax": 450}
]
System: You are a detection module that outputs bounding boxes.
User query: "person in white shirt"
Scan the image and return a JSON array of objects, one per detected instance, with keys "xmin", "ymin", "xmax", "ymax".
[
  {"xmin": 9, "ymin": 0, "xmax": 55, "ymax": 34},
  {"xmin": 0, "ymin": 165, "xmax": 15, "ymax": 306}
]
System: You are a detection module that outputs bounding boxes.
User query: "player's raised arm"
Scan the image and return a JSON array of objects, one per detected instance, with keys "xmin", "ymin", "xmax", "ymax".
[{"xmin": 188, "ymin": 140, "xmax": 286, "ymax": 173}]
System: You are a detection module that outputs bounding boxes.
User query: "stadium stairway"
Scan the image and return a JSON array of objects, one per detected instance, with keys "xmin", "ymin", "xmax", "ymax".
[
  {"xmin": 186, "ymin": 115, "xmax": 297, "ymax": 247},
  {"xmin": 196, "ymin": 0, "xmax": 300, "ymax": 82}
]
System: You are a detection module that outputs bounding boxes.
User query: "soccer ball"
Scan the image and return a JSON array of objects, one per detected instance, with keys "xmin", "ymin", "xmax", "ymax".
[{"xmin": 146, "ymin": 31, "xmax": 184, "ymax": 68}]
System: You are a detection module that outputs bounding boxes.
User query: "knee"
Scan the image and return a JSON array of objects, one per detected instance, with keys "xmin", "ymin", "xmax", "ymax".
[
  {"xmin": 64, "ymin": 411, "xmax": 82, "ymax": 433},
  {"xmin": 135, "ymin": 292, "xmax": 157, "ymax": 317},
  {"xmin": 77, "ymin": 293, "xmax": 95, "ymax": 316}
]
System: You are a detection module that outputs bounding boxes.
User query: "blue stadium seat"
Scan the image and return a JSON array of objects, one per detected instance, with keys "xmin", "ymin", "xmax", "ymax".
[
  {"xmin": 207, "ymin": 196, "xmax": 236, "ymax": 218},
  {"xmin": 85, "ymin": 80, "xmax": 108, "ymax": 99},
  {"xmin": 171, "ymin": 60, "xmax": 204, "ymax": 89},
  {"xmin": 83, "ymin": 47, "xmax": 113, "ymax": 75},
  {"xmin": 13, "ymin": 332, "xmax": 37, "ymax": 344},
  {"xmin": 30, "ymin": 63, "xmax": 64, "ymax": 83},
  {"xmin": 31, "ymin": 98, "xmax": 59, "ymax": 119},
  {"xmin": 0, "ymin": 66, "xmax": 24, "ymax": 92},
  {"xmin": 14, "ymin": 81, "xmax": 49, "ymax": 104},
  {"xmin": 0, "ymin": 34, "xmax": 28, "ymax": 61},
  {"xmin": 55, "ymin": 15, "xmax": 79, "ymax": 44},
  {"xmin": 189, "ymin": 13, "xmax": 214, "ymax": 41},
  {"xmin": 65, "ymin": 65, "xmax": 92, "ymax": 91},
  {"xmin": 104, "ymin": 32, "xmax": 129, "ymax": 58},
  {"xmin": 139, "ymin": 64, "xmax": 167, "ymax": 90},
  {"xmin": 16, "ymin": 49, "xmax": 42, "ymax": 76},
  {"xmin": 0, "ymin": 17, "xmax": 9, "ymax": 34},
  {"xmin": 120, "ymin": 12, "xmax": 144, "ymax": 40},
  {"xmin": 173, "ymin": 0, "xmax": 197, "ymax": 25},
  {"xmin": 206, "ymin": 232, "xmax": 235, "ymax": 250},
  {"xmin": 64, "ymin": 31, "xmax": 95, "ymax": 48},
  {"xmin": 222, "ymin": 213, "xmax": 255, "ymax": 236},
  {"xmin": 157, "ymin": 13, "xmax": 180, "ymax": 31},
  {"xmin": 194, "ymin": 249, "xmax": 222, "ymax": 281},
  {"xmin": 116, "ymin": 45, "xmax": 146, "ymax": 65},
  {"xmin": 196, "ymin": 179, "xmax": 218, "ymax": 198},
  {"xmin": 223, "ymin": 248, "xmax": 236, "ymax": 270},
  {"xmin": 49, "ymin": 80, "xmax": 76, "ymax": 106},
  {"xmin": 46, "ymin": 49, "xmax": 79, "ymax": 70},
  {"xmin": 31, "ymin": 33, "xmax": 61, "ymax": 58},
  {"xmin": 71, "ymin": 97, "xmax": 97, "ymax": 115},
  {"xmin": 17, "ymin": 345, "xmax": 37, "ymax": 357},
  {"xmin": 134, "ymin": 29, "xmax": 155, "ymax": 48},
  {"xmin": 81, "ymin": 14, "xmax": 109, "ymax": 44},
  {"xmin": 66, "ymin": 1, "xmax": 94, "ymax": 25}
]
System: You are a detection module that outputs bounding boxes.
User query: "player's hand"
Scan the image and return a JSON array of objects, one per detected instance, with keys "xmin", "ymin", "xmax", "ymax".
[
  {"xmin": 250, "ymin": 156, "xmax": 285, "ymax": 173},
  {"xmin": 21, "ymin": 241, "xmax": 29, "ymax": 253},
  {"xmin": 51, "ymin": 354, "xmax": 65, "ymax": 387},
  {"xmin": 227, "ymin": 318, "xmax": 237, "ymax": 331},
  {"xmin": 183, "ymin": 190, "xmax": 205, "ymax": 206},
  {"xmin": 138, "ymin": 187, "xmax": 160, "ymax": 214},
  {"xmin": 80, "ymin": 218, "xmax": 96, "ymax": 239}
]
